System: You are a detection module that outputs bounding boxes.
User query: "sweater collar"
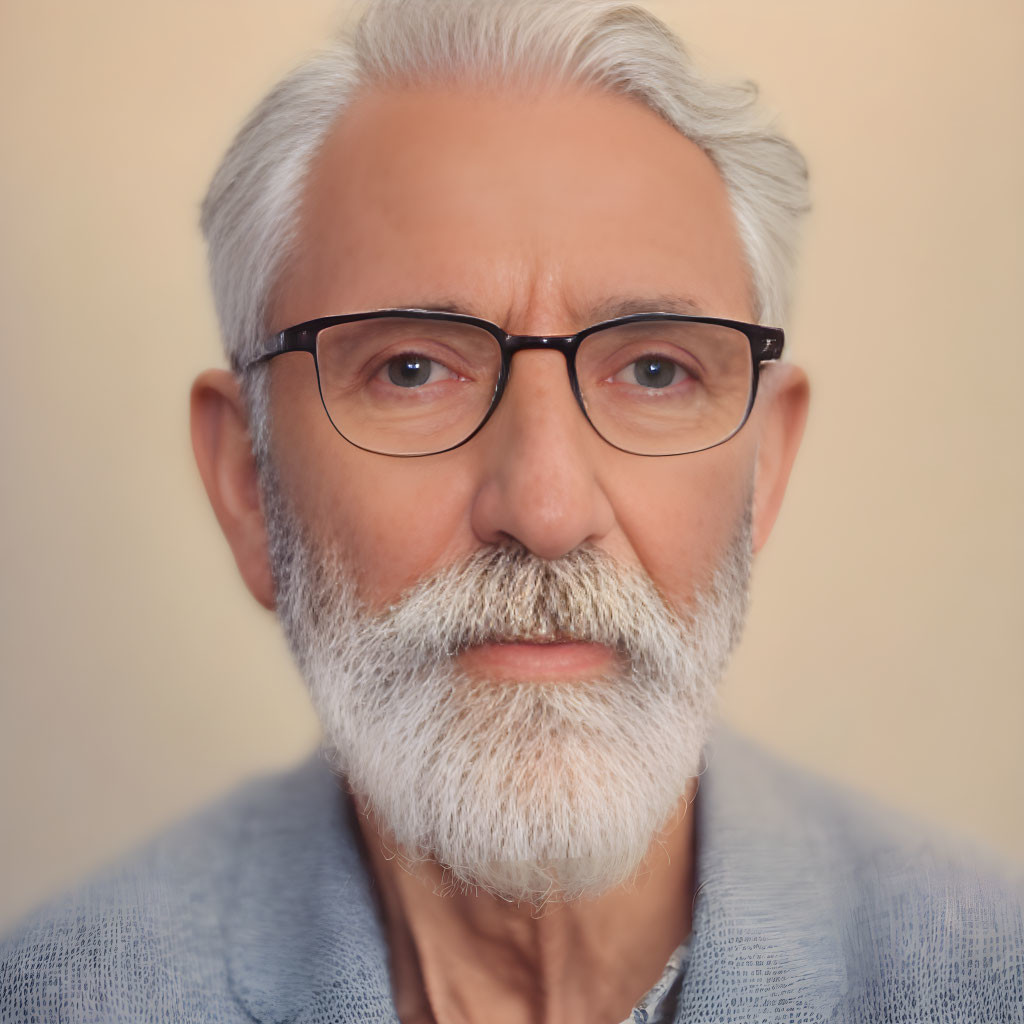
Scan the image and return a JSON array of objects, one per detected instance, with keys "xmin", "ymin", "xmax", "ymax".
[
  {"xmin": 223, "ymin": 728, "xmax": 845, "ymax": 1023},
  {"xmin": 222, "ymin": 753, "xmax": 396, "ymax": 1024},
  {"xmin": 678, "ymin": 728, "xmax": 847, "ymax": 1020}
]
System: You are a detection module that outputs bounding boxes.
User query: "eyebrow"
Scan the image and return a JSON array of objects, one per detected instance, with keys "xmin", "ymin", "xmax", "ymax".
[
  {"xmin": 389, "ymin": 294, "xmax": 711, "ymax": 328},
  {"xmin": 401, "ymin": 299, "xmax": 479, "ymax": 317},
  {"xmin": 583, "ymin": 294, "xmax": 710, "ymax": 322}
]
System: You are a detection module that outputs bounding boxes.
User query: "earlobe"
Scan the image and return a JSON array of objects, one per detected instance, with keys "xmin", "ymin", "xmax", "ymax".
[
  {"xmin": 750, "ymin": 363, "xmax": 810, "ymax": 553},
  {"xmin": 190, "ymin": 369, "xmax": 277, "ymax": 610}
]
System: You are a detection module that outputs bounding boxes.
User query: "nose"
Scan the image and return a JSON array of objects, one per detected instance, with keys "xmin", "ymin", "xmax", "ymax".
[{"xmin": 469, "ymin": 349, "xmax": 615, "ymax": 559}]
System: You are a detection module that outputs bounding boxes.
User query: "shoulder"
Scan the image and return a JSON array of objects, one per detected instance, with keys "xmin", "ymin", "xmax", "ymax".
[
  {"xmin": 0, "ymin": 754, "xmax": 362, "ymax": 1024},
  {"xmin": 698, "ymin": 728, "xmax": 1024, "ymax": 1021}
]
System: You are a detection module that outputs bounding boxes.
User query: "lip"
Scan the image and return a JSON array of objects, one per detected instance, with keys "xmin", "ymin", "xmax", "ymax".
[{"xmin": 457, "ymin": 639, "xmax": 618, "ymax": 681}]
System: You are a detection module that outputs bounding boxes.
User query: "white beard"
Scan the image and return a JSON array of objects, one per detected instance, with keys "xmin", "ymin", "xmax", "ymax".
[{"xmin": 263, "ymin": 471, "xmax": 751, "ymax": 905}]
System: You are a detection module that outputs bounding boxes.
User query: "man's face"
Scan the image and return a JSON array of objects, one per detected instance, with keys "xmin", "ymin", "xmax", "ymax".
[
  {"xmin": 189, "ymin": 81, "xmax": 807, "ymax": 901},
  {"xmin": 267, "ymin": 83, "xmax": 759, "ymax": 663}
]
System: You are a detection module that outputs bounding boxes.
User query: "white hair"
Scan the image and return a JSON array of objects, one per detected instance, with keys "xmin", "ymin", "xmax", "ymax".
[{"xmin": 200, "ymin": 0, "xmax": 809, "ymax": 446}]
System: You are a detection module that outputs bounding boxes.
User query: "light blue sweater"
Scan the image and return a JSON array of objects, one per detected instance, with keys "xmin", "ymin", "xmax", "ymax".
[{"xmin": 2, "ymin": 728, "xmax": 1022, "ymax": 1022}]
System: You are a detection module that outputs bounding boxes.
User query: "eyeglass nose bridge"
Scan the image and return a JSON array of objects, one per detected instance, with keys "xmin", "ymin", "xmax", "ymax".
[
  {"xmin": 489, "ymin": 332, "xmax": 592, "ymax": 435},
  {"xmin": 501, "ymin": 333, "xmax": 579, "ymax": 355},
  {"xmin": 497, "ymin": 332, "xmax": 584, "ymax": 392}
]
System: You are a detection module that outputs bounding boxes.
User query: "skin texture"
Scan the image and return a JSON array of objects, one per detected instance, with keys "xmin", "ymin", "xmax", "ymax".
[{"xmin": 192, "ymin": 83, "xmax": 808, "ymax": 1024}]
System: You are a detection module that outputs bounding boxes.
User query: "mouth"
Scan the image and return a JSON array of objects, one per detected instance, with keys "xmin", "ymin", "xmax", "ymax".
[{"xmin": 455, "ymin": 637, "xmax": 620, "ymax": 682}]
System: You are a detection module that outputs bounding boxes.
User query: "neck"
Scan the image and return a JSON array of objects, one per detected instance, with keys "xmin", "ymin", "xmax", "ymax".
[{"xmin": 353, "ymin": 783, "xmax": 698, "ymax": 1024}]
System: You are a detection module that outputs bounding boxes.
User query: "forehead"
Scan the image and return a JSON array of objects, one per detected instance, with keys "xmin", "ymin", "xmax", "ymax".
[{"xmin": 277, "ymin": 82, "xmax": 752, "ymax": 329}]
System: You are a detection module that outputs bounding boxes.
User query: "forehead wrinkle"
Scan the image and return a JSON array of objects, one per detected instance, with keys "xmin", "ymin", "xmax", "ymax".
[{"xmin": 362, "ymin": 258, "xmax": 564, "ymax": 331}]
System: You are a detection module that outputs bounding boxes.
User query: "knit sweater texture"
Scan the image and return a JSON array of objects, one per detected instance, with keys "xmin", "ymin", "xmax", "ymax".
[{"xmin": 2, "ymin": 727, "xmax": 1022, "ymax": 1022}]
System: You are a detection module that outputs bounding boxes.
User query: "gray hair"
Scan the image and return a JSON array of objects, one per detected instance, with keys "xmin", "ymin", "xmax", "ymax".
[{"xmin": 200, "ymin": 0, "xmax": 809, "ymax": 449}]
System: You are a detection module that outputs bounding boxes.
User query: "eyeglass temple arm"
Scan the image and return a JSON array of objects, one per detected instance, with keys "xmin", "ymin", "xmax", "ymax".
[
  {"xmin": 242, "ymin": 326, "xmax": 319, "ymax": 371},
  {"xmin": 756, "ymin": 330, "xmax": 785, "ymax": 362}
]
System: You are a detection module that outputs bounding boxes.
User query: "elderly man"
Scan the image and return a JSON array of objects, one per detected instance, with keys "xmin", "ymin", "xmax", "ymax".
[{"xmin": 2, "ymin": 1, "xmax": 1021, "ymax": 1021}]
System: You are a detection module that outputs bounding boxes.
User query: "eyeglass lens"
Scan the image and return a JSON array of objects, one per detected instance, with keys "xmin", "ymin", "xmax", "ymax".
[{"xmin": 313, "ymin": 317, "xmax": 754, "ymax": 456}]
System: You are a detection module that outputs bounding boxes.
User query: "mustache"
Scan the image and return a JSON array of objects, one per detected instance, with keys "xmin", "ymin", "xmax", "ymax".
[
  {"xmin": 340, "ymin": 543, "xmax": 709, "ymax": 669},
  {"xmin": 263, "ymin": 438, "xmax": 753, "ymax": 680}
]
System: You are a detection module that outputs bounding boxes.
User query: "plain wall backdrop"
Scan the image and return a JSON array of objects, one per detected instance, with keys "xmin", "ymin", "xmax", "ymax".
[{"xmin": 1, "ymin": 0, "xmax": 1022, "ymax": 929}]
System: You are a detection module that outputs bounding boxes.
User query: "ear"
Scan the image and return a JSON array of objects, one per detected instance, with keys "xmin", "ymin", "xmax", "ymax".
[
  {"xmin": 750, "ymin": 362, "xmax": 810, "ymax": 553},
  {"xmin": 190, "ymin": 369, "xmax": 276, "ymax": 610}
]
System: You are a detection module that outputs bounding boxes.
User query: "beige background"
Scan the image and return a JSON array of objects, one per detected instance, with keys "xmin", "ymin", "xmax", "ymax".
[{"xmin": 1, "ymin": 1, "xmax": 1022, "ymax": 930}]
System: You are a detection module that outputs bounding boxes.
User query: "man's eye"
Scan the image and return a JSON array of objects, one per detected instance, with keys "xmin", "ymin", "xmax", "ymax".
[
  {"xmin": 383, "ymin": 353, "xmax": 455, "ymax": 388},
  {"xmin": 614, "ymin": 354, "xmax": 691, "ymax": 389}
]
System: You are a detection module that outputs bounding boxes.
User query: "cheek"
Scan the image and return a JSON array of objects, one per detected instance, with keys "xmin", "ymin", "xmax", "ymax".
[
  {"xmin": 320, "ymin": 461, "xmax": 478, "ymax": 604},
  {"xmin": 270, "ymin": 361, "xmax": 478, "ymax": 606},
  {"xmin": 608, "ymin": 449, "xmax": 754, "ymax": 608}
]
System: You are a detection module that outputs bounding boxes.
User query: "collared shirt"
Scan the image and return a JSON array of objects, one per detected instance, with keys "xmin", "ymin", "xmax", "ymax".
[{"xmin": 623, "ymin": 940, "xmax": 691, "ymax": 1024}]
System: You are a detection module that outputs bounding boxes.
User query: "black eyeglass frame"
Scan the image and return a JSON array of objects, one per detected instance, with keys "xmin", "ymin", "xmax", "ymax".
[{"xmin": 245, "ymin": 309, "xmax": 785, "ymax": 458}]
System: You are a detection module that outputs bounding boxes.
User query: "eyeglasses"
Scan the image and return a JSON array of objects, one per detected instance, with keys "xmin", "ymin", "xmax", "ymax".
[{"xmin": 245, "ymin": 309, "xmax": 784, "ymax": 457}]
